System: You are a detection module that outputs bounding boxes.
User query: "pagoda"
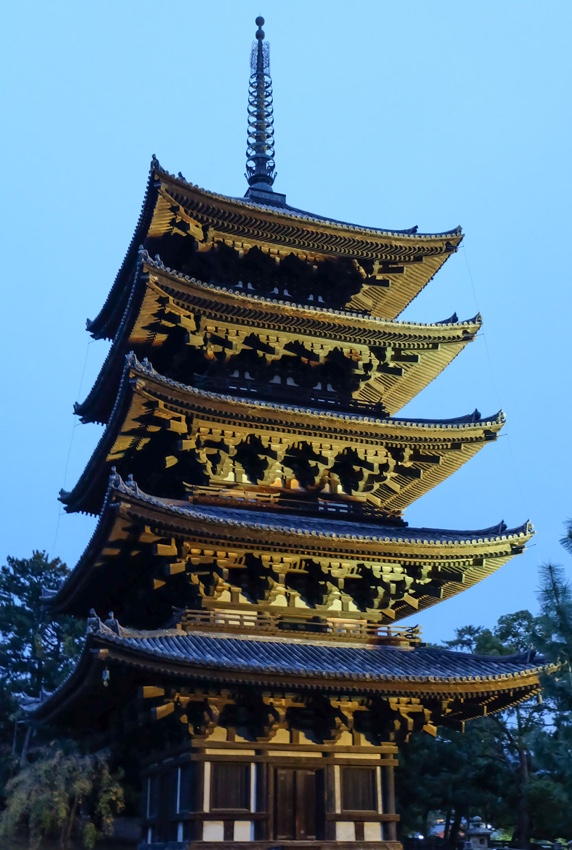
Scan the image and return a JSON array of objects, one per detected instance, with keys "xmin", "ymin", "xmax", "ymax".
[{"xmin": 36, "ymin": 18, "xmax": 543, "ymax": 850}]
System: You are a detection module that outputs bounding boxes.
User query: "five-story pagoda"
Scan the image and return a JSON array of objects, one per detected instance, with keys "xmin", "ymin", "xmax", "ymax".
[{"xmin": 36, "ymin": 18, "xmax": 543, "ymax": 850}]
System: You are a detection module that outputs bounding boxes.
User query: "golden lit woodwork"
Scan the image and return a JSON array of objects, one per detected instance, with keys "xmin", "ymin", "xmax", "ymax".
[{"xmin": 38, "ymin": 20, "xmax": 544, "ymax": 850}]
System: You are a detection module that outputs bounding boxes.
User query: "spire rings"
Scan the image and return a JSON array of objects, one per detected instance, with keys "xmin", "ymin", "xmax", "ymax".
[{"xmin": 245, "ymin": 23, "xmax": 277, "ymax": 188}]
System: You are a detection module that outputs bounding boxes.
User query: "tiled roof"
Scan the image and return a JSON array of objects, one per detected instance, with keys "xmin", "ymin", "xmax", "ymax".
[
  {"xmin": 63, "ymin": 353, "xmax": 505, "ymax": 517},
  {"xmin": 95, "ymin": 626, "xmax": 544, "ymax": 685},
  {"xmin": 157, "ymin": 159, "xmax": 462, "ymax": 241},
  {"xmin": 88, "ymin": 158, "xmax": 463, "ymax": 339},
  {"xmin": 143, "ymin": 250, "xmax": 481, "ymax": 333},
  {"xmin": 111, "ymin": 472, "xmax": 530, "ymax": 545},
  {"xmin": 29, "ymin": 624, "xmax": 545, "ymax": 728},
  {"xmin": 125, "ymin": 353, "xmax": 502, "ymax": 429},
  {"xmin": 78, "ymin": 250, "xmax": 481, "ymax": 424}
]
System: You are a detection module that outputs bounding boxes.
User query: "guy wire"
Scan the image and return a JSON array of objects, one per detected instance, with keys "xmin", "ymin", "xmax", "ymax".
[{"xmin": 49, "ymin": 339, "xmax": 92, "ymax": 561}]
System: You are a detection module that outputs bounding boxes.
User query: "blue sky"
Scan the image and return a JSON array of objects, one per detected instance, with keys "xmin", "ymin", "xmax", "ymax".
[{"xmin": 1, "ymin": 1, "xmax": 571, "ymax": 643}]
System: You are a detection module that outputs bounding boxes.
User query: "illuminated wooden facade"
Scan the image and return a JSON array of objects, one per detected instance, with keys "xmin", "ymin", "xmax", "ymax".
[{"xmin": 36, "ymin": 17, "xmax": 541, "ymax": 850}]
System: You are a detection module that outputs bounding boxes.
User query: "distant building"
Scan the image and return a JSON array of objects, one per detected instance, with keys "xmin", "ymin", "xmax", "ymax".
[{"xmin": 35, "ymin": 17, "xmax": 543, "ymax": 850}]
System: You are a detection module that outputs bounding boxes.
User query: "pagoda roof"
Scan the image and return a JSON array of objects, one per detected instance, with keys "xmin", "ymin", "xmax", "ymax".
[
  {"xmin": 50, "ymin": 472, "xmax": 533, "ymax": 623},
  {"xmin": 62, "ymin": 354, "xmax": 504, "ymax": 516},
  {"xmin": 89, "ymin": 158, "xmax": 464, "ymax": 339},
  {"xmin": 32, "ymin": 621, "xmax": 544, "ymax": 729},
  {"xmin": 78, "ymin": 252, "xmax": 480, "ymax": 424},
  {"xmin": 76, "ymin": 252, "xmax": 481, "ymax": 421}
]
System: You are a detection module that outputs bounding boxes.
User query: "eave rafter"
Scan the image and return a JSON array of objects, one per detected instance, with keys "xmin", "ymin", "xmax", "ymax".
[
  {"xmin": 78, "ymin": 253, "xmax": 480, "ymax": 425},
  {"xmin": 63, "ymin": 354, "xmax": 504, "ymax": 517},
  {"xmin": 51, "ymin": 473, "xmax": 533, "ymax": 628},
  {"xmin": 88, "ymin": 157, "xmax": 463, "ymax": 340},
  {"xmin": 32, "ymin": 625, "xmax": 544, "ymax": 742},
  {"xmin": 147, "ymin": 178, "xmax": 461, "ymax": 319},
  {"xmin": 135, "ymin": 675, "xmax": 542, "ymax": 743}
]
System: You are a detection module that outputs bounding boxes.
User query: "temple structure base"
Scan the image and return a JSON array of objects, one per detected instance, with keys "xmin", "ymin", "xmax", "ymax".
[{"xmin": 140, "ymin": 730, "xmax": 399, "ymax": 849}]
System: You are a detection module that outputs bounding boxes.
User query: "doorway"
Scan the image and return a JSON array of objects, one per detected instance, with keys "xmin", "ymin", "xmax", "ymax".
[{"xmin": 274, "ymin": 768, "xmax": 324, "ymax": 841}]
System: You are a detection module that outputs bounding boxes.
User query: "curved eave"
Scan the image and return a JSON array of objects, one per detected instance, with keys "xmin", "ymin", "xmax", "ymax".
[
  {"xmin": 63, "ymin": 355, "xmax": 504, "ymax": 516},
  {"xmin": 146, "ymin": 253, "xmax": 481, "ymax": 341},
  {"xmin": 32, "ymin": 630, "xmax": 543, "ymax": 729},
  {"xmin": 151, "ymin": 171, "xmax": 463, "ymax": 320},
  {"xmin": 156, "ymin": 160, "xmax": 463, "ymax": 244},
  {"xmin": 51, "ymin": 474, "xmax": 532, "ymax": 620},
  {"xmin": 88, "ymin": 158, "xmax": 463, "ymax": 340},
  {"xmin": 76, "ymin": 253, "xmax": 481, "ymax": 425}
]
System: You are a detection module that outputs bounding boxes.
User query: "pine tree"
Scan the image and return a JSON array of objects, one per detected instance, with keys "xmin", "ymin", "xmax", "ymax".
[
  {"xmin": 532, "ymin": 547, "xmax": 572, "ymax": 803},
  {"xmin": 0, "ymin": 551, "xmax": 83, "ymax": 698}
]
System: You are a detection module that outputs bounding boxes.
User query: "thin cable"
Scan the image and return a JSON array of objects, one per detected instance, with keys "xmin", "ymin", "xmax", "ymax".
[
  {"xmin": 49, "ymin": 340, "xmax": 92, "ymax": 560},
  {"xmin": 462, "ymin": 243, "xmax": 530, "ymax": 521}
]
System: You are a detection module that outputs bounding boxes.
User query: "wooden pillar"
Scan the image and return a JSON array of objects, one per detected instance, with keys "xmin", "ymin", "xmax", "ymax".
[
  {"xmin": 386, "ymin": 763, "xmax": 397, "ymax": 841},
  {"xmin": 257, "ymin": 759, "xmax": 269, "ymax": 839}
]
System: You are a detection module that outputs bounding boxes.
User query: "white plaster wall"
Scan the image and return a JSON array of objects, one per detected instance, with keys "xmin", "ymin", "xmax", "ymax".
[
  {"xmin": 365, "ymin": 822, "xmax": 382, "ymax": 841},
  {"xmin": 336, "ymin": 821, "xmax": 355, "ymax": 841},
  {"xmin": 203, "ymin": 821, "xmax": 224, "ymax": 841},
  {"xmin": 234, "ymin": 820, "xmax": 254, "ymax": 841}
]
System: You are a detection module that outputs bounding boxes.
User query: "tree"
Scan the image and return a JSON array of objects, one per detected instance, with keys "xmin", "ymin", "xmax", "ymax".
[
  {"xmin": 0, "ymin": 553, "xmax": 129, "ymax": 845},
  {"xmin": 397, "ymin": 720, "xmax": 516, "ymax": 844},
  {"xmin": 535, "ymin": 559, "xmax": 572, "ymax": 713},
  {"xmin": 442, "ymin": 611, "xmax": 547, "ymax": 848},
  {"xmin": 0, "ymin": 743, "xmax": 125, "ymax": 849},
  {"xmin": 0, "ymin": 552, "xmax": 85, "ymax": 797},
  {"xmin": 0, "ymin": 551, "xmax": 84, "ymax": 699},
  {"xmin": 529, "ymin": 554, "xmax": 572, "ymax": 823},
  {"xmin": 397, "ymin": 609, "xmax": 571, "ymax": 848}
]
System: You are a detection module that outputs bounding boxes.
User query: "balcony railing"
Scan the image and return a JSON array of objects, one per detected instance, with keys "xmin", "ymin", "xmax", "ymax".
[
  {"xmin": 188, "ymin": 485, "xmax": 406, "ymax": 526},
  {"xmin": 177, "ymin": 607, "xmax": 422, "ymax": 647},
  {"xmin": 193, "ymin": 373, "xmax": 388, "ymax": 417}
]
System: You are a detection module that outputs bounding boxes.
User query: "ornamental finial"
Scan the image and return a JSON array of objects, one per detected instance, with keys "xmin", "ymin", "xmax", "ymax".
[{"xmin": 245, "ymin": 16, "xmax": 277, "ymax": 193}]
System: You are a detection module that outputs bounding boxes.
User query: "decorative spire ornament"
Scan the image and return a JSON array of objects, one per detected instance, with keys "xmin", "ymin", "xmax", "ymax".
[{"xmin": 245, "ymin": 16, "xmax": 277, "ymax": 192}]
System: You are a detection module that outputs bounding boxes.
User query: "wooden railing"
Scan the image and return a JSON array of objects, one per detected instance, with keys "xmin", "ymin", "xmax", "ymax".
[
  {"xmin": 188, "ymin": 485, "xmax": 404, "ymax": 525},
  {"xmin": 178, "ymin": 608, "xmax": 422, "ymax": 647},
  {"xmin": 193, "ymin": 373, "xmax": 388, "ymax": 417}
]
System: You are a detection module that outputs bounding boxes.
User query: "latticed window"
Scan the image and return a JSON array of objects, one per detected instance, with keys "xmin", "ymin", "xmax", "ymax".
[
  {"xmin": 211, "ymin": 762, "xmax": 251, "ymax": 810},
  {"xmin": 341, "ymin": 766, "xmax": 377, "ymax": 811}
]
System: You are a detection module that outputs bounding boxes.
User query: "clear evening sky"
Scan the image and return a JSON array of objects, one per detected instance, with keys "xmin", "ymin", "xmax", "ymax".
[{"xmin": 1, "ymin": 1, "xmax": 570, "ymax": 644}]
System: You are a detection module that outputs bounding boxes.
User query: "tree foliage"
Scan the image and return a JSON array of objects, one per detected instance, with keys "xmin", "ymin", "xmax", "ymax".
[
  {"xmin": 535, "ymin": 560, "xmax": 572, "ymax": 712},
  {"xmin": 0, "ymin": 744, "xmax": 125, "ymax": 849},
  {"xmin": 0, "ymin": 552, "xmax": 128, "ymax": 846},
  {"xmin": 0, "ymin": 551, "xmax": 84, "ymax": 698},
  {"xmin": 397, "ymin": 593, "xmax": 572, "ymax": 847},
  {"xmin": 527, "ymin": 557, "xmax": 572, "ymax": 827}
]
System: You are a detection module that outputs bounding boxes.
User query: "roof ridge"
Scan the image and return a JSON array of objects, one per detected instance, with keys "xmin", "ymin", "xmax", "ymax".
[
  {"xmin": 142, "ymin": 250, "xmax": 482, "ymax": 331},
  {"xmin": 128, "ymin": 352, "xmax": 504, "ymax": 429},
  {"xmin": 152, "ymin": 157, "xmax": 463, "ymax": 241},
  {"xmin": 108, "ymin": 469, "xmax": 533, "ymax": 545},
  {"xmin": 87, "ymin": 628, "xmax": 547, "ymax": 686}
]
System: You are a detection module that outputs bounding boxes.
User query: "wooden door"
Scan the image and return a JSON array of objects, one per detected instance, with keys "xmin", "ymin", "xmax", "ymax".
[{"xmin": 274, "ymin": 768, "xmax": 321, "ymax": 841}]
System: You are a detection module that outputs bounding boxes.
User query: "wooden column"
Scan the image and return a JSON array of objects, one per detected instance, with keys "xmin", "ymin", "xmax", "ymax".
[{"xmin": 386, "ymin": 764, "xmax": 397, "ymax": 841}]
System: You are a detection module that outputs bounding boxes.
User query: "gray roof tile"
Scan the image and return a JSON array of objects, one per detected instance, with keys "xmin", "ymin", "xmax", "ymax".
[{"xmin": 104, "ymin": 630, "xmax": 542, "ymax": 684}]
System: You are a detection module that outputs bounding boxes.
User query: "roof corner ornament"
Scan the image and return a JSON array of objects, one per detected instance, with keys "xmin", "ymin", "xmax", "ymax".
[
  {"xmin": 125, "ymin": 473, "xmax": 139, "ymax": 495},
  {"xmin": 104, "ymin": 611, "xmax": 120, "ymax": 634},
  {"xmin": 87, "ymin": 608, "xmax": 103, "ymax": 634},
  {"xmin": 245, "ymin": 17, "xmax": 277, "ymax": 192}
]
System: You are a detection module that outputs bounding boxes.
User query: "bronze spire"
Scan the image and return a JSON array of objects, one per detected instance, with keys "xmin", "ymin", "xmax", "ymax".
[{"xmin": 245, "ymin": 16, "xmax": 277, "ymax": 194}]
